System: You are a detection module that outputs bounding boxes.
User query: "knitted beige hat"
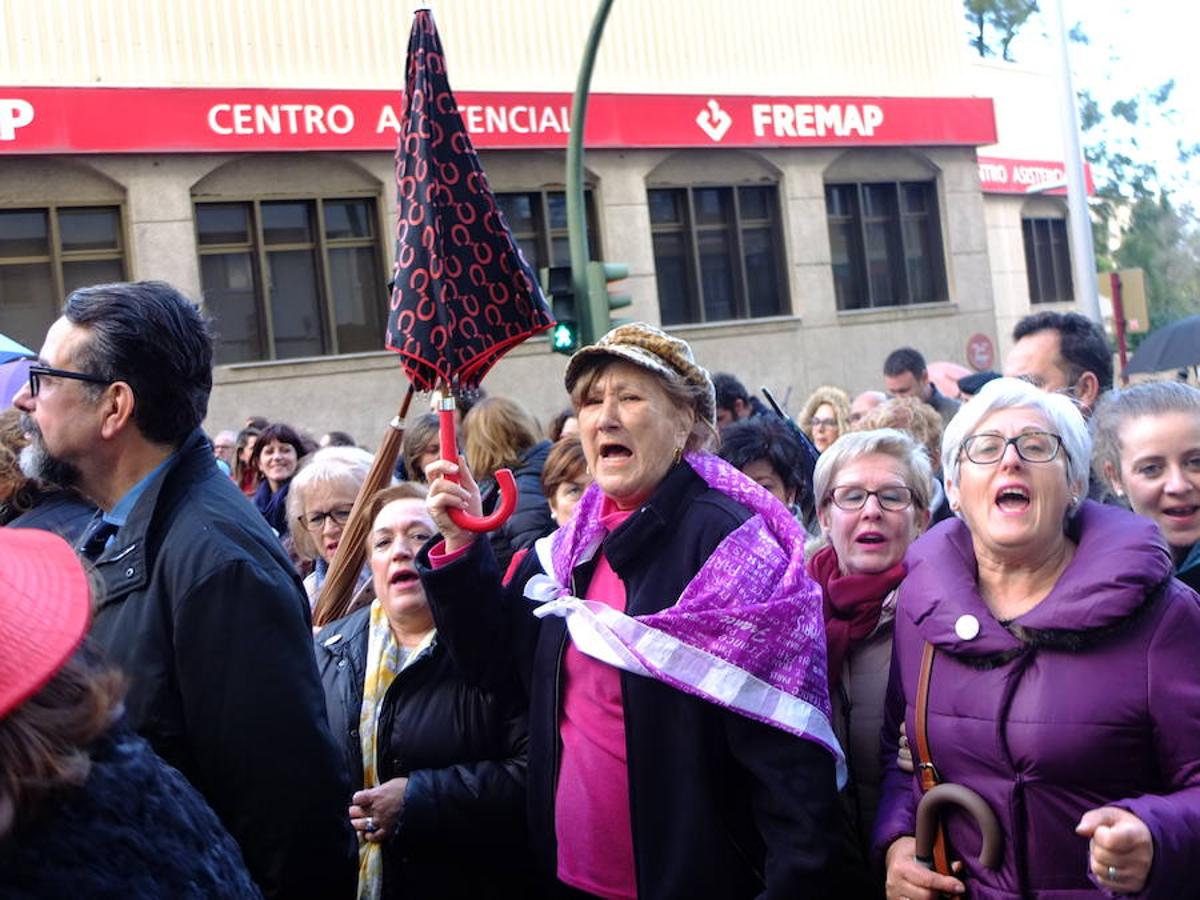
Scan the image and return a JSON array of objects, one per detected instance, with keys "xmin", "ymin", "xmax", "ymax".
[{"xmin": 564, "ymin": 322, "xmax": 716, "ymax": 428}]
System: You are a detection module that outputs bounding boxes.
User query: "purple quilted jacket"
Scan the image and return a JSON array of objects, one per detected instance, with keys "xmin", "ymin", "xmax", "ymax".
[{"xmin": 874, "ymin": 501, "xmax": 1200, "ymax": 899}]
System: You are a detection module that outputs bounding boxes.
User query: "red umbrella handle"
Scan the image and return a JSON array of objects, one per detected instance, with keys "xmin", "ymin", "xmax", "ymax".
[{"xmin": 438, "ymin": 401, "xmax": 518, "ymax": 533}]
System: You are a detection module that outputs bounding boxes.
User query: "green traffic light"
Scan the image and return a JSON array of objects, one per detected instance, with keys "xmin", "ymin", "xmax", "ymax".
[{"xmin": 552, "ymin": 323, "xmax": 576, "ymax": 352}]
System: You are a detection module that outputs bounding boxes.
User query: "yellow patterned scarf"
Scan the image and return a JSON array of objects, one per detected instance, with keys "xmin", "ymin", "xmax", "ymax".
[{"xmin": 356, "ymin": 599, "xmax": 434, "ymax": 900}]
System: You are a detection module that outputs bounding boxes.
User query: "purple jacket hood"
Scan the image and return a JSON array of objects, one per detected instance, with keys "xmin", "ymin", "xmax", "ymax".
[{"xmin": 902, "ymin": 500, "xmax": 1173, "ymax": 658}]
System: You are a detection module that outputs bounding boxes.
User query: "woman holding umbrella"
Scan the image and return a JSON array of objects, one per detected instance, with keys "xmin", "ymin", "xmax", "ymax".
[
  {"xmin": 876, "ymin": 377, "xmax": 1200, "ymax": 898},
  {"xmin": 420, "ymin": 323, "xmax": 841, "ymax": 899},
  {"xmin": 1093, "ymin": 381, "xmax": 1200, "ymax": 592}
]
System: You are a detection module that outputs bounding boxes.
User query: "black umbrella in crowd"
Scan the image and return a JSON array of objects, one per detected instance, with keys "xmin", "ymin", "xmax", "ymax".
[
  {"xmin": 1126, "ymin": 315, "xmax": 1200, "ymax": 375},
  {"xmin": 316, "ymin": 8, "xmax": 554, "ymax": 626}
]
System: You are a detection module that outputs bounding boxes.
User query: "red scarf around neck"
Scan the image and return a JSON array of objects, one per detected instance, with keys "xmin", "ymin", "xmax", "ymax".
[{"xmin": 807, "ymin": 544, "xmax": 906, "ymax": 690}]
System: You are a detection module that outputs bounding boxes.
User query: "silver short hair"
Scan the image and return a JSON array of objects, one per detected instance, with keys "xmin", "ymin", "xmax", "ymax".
[
  {"xmin": 941, "ymin": 376, "xmax": 1091, "ymax": 497},
  {"xmin": 286, "ymin": 445, "xmax": 378, "ymax": 560},
  {"xmin": 813, "ymin": 428, "xmax": 934, "ymax": 513}
]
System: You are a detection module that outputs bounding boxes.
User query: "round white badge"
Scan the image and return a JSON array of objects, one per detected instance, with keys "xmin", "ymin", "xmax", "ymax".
[{"xmin": 954, "ymin": 614, "xmax": 980, "ymax": 641}]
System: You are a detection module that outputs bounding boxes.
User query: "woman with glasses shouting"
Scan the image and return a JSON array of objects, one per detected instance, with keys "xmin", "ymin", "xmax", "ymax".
[
  {"xmin": 288, "ymin": 445, "xmax": 378, "ymax": 612},
  {"xmin": 876, "ymin": 377, "xmax": 1200, "ymax": 899},
  {"xmin": 805, "ymin": 428, "xmax": 933, "ymax": 896}
]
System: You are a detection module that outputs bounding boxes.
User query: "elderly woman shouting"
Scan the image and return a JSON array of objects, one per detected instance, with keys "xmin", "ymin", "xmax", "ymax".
[
  {"xmin": 875, "ymin": 377, "xmax": 1200, "ymax": 899},
  {"xmin": 420, "ymin": 323, "xmax": 842, "ymax": 898}
]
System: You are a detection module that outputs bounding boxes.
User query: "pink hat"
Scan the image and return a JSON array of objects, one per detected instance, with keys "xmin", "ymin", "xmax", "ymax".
[{"xmin": 0, "ymin": 529, "xmax": 91, "ymax": 720}]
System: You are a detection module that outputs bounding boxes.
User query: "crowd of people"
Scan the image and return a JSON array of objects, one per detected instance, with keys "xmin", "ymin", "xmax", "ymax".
[{"xmin": 2, "ymin": 281, "xmax": 1199, "ymax": 900}]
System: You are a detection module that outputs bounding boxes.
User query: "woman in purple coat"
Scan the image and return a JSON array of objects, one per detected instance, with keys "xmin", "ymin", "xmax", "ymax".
[{"xmin": 875, "ymin": 377, "xmax": 1200, "ymax": 899}]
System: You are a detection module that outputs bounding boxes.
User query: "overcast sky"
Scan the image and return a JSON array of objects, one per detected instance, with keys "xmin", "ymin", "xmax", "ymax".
[{"xmin": 1010, "ymin": 0, "xmax": 1198, "ymax": 208}]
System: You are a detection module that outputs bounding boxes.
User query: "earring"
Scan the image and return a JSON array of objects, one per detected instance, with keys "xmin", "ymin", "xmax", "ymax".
[{"xmin": 672, "ymin": 446, "xmax": 683, "ymax": 465}]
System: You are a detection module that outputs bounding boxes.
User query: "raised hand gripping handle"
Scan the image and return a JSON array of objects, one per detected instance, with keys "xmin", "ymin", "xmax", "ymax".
[{"xmin": 438, "ymin": 401, "xmax": 518, "ymax": 533}]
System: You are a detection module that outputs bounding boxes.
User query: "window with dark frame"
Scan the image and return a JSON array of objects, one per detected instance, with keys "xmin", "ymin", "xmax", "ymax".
[
  {"xmin": 1021, "ymin": 217, "xmax": 1073, "ymax": 304},
  {"xmin": 195, "ymin": 197, "xmax": 386, "ymax": 365},
  {"xmin": 0, "ymin": 205, "xmax": 127, "ymax": 350},
  {"xmin": 494, "ymin": 189, "xmax": 600, "ymax": 272},
  {"xmin": 824, "ymin": 181, "xmax": 947, "ymax": 311},
  {"xmin": 648, "ymin": 184, "xmax": 786, "ymax": 326}
]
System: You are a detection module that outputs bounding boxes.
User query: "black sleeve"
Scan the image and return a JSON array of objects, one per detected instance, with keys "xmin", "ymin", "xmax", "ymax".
[
  {"xmin": 723, "ymin": 713, "xmax": 838, "ymax": 899},
  {"xmin": 416, "ymin": 536, "xmax": 545, "ymax": 693},
  {"xmin": 397, "ymin": 688, "xmax": 529, "ymax": 848},
  {"xmin": 174, "ymin": 561, "xmax": 356, "ymax": 899}
]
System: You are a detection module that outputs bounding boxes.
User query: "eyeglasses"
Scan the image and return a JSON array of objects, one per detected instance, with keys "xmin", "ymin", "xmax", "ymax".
[
  {"xmin": 960, "ymin": 431, "xmax": 1065, "ymax": 465},
  {"xmin": 298, "ymin": 507, "xmax": 354, "ymax": 532},
  {"xmin": 808, "ymin": 417, "xmax": 838, "ymax": 428},
  {"xmin": 27, "ymin": 365, "xmax": 113, "ymax": 397},
  {"xmin": 828, "ymin": 485, "xmax": 914, "ymax": 512}
]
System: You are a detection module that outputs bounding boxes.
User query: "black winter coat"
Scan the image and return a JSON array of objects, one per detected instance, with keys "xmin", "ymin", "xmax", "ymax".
[
  {"xmin": 5, "ymin": 487, "xmax": 96, "ymax": 543},
  {"xmin": 314, "ymin": 606, "xmax": 535, "ymax": 899},
  {"xmin": 87, "ymin": 430, "xmax": 356, "ymax": 899},
  {"xmin": 418, "ymin": 462, "xmax": 837, "ymax": 899},
  {"xmin": 0, "ymin": 725, "xmax": 262, "ymax": 899},
  {"xmin": 482, "ymin": 439, "xmax": 553, "ymax": 572}
]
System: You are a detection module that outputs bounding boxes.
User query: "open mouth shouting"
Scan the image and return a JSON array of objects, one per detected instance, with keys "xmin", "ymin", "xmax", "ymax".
[
  {"xmin": 389, "ymin": 567, "xmax": 421, "ymax": 591},
  {"xmin": 994, "ymin": 483, "xmax": 1031, "ymax": 514}
]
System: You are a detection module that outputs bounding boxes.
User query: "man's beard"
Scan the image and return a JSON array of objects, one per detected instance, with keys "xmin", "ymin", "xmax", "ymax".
[{"xmin": 18, "ymin": 414, "xmax": 83, "ymax": 490}]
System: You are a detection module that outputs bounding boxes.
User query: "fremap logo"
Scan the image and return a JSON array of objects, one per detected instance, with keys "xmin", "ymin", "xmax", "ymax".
[
  {"xmin": 0, "ymin": 99, "xmax": 34, "ymax": 140},
  {"xmin": 695, "ymin": 99, "xmax": 732, "ymax": 142}
]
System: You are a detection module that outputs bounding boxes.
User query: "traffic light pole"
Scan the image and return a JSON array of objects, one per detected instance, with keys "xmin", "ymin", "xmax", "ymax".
[{"xmin": 566, "ymin": 0, "xmax": 615, "ymax": 347}]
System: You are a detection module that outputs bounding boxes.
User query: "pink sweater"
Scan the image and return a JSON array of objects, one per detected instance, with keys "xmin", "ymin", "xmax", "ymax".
[
  {"xmin": 555, "ymin": 502, "xmax": 635, "ymax": 898},
  {"xmin": 430, "ymin": 502, "xmax": 637, "ymax": 898}
]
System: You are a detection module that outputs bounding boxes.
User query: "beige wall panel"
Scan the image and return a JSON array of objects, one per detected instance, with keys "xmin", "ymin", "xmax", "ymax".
[
  {"xmin": 0, "ymin": 157, "xmax": 125, "ymax": 204},
  {"xmin": 785, "ymin": 195, "xmax": 833, "ymax": 267},
  {"xmin": 3, "ymin": 0, "xmax": 971, "ymax": 96},
  {"xmin": 790, "ymin": 262, "xmax": 837, "ymax": 327},
  {"xmin": 128, "ymin": 219, "xmax": 200, "ymax": 293}
]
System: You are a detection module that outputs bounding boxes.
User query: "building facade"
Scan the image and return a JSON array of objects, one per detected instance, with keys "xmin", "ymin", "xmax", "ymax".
[{"xmin": 0, "ymin": 0, "xmax": 1080, "ymax": 437}]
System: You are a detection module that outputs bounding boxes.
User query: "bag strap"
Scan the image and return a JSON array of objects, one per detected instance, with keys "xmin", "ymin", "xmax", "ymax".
[
  {"xmin": 915, "ymin": 640, "xmax": 939, "ymax": 792},
  {"xmin": 914, "ymin": 640, "xmax": 954, "ymax": 879}
]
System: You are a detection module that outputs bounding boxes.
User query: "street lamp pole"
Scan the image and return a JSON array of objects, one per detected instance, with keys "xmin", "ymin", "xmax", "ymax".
[
  {"xmin": 566, "ymin": 0, "xmax": 616, "ymax": 346},
  {"xmin": 1049, "ymin": 0, "xmax": 1101, "ymax": 324}
]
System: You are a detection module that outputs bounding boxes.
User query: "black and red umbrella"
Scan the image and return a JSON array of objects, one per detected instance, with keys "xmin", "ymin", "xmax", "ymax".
[
  {"xmin": 388, "ymin": 8, "xmax": 553, "ymax": 526},
  {"xmin": 315, "ymin": 8, "xmax": 553, "ymax": 626}
]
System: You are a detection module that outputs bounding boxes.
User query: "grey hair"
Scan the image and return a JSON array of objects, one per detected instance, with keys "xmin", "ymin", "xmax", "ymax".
[
  {"xmin": 813, "ymin": 428, "xmax": 935, "ymax": 513},
  {"xmin": 1092, "ymin": 381, "xmax": 1200, "ymax": 485},
  {"xmin": 286, "ymin": 445, "xmax": 379, "ymax": 560},
  {"xmin": 941, "ymin": 376, "xmax": 1091, "ymax": 497}
]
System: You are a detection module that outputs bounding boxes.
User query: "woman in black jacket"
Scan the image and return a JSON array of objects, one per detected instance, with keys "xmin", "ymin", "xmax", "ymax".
[
  {"xmin": 314, "ymin": 483, "xmax": 533, "ymax": 900},
  {"xmin": 422, "ymin": 324, "xmax": 841, "ymax": 899}
]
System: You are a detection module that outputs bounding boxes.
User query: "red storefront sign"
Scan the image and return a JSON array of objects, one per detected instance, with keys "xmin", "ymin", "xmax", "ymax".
[
  {"xmin": 0, "ymin": 87, "xmax": 996, "ymax": 154},
  {"xmin": 977, "ymin": 155, "xmax": 1095, "ymax": 195}
]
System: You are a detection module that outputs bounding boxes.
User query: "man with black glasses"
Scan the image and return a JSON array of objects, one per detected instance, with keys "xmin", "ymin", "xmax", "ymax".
[{"xmin": 13, "ymin": 281, "xmax": 354, "ymax": 899}]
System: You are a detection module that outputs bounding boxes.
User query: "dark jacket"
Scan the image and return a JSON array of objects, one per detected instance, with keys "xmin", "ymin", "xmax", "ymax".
[
  {"xmin": 87, "ymin": 430, "xmax": 355, "ymax": 900},
  {"xmin": 925, "ymin": 383, "xmax": 961, "ymax": 428},
  {"xmin": 1178, "ymin": 542, "xmax": 1200, "ymax": 593},
  {"xmin": 874, "ymin": 502, "xmax": 1200, "ymax": 898},
  {"xmin": 482, "ymin": 439, "xmax": 553, "ymax": 572},
  {"xmin": 418, "ymin": 462, "xmax": 837, "ymax": 899},
  {"xmin": 314, "ymin": 606, "xmax": 534, "ymax": 899},
  {"xmin": 0, "ymin": 724, "xmax": 262, "ymax": 899},
  {"xmin": 6, "ymin": 488, "xmax": 96, "ymax": 544}
]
